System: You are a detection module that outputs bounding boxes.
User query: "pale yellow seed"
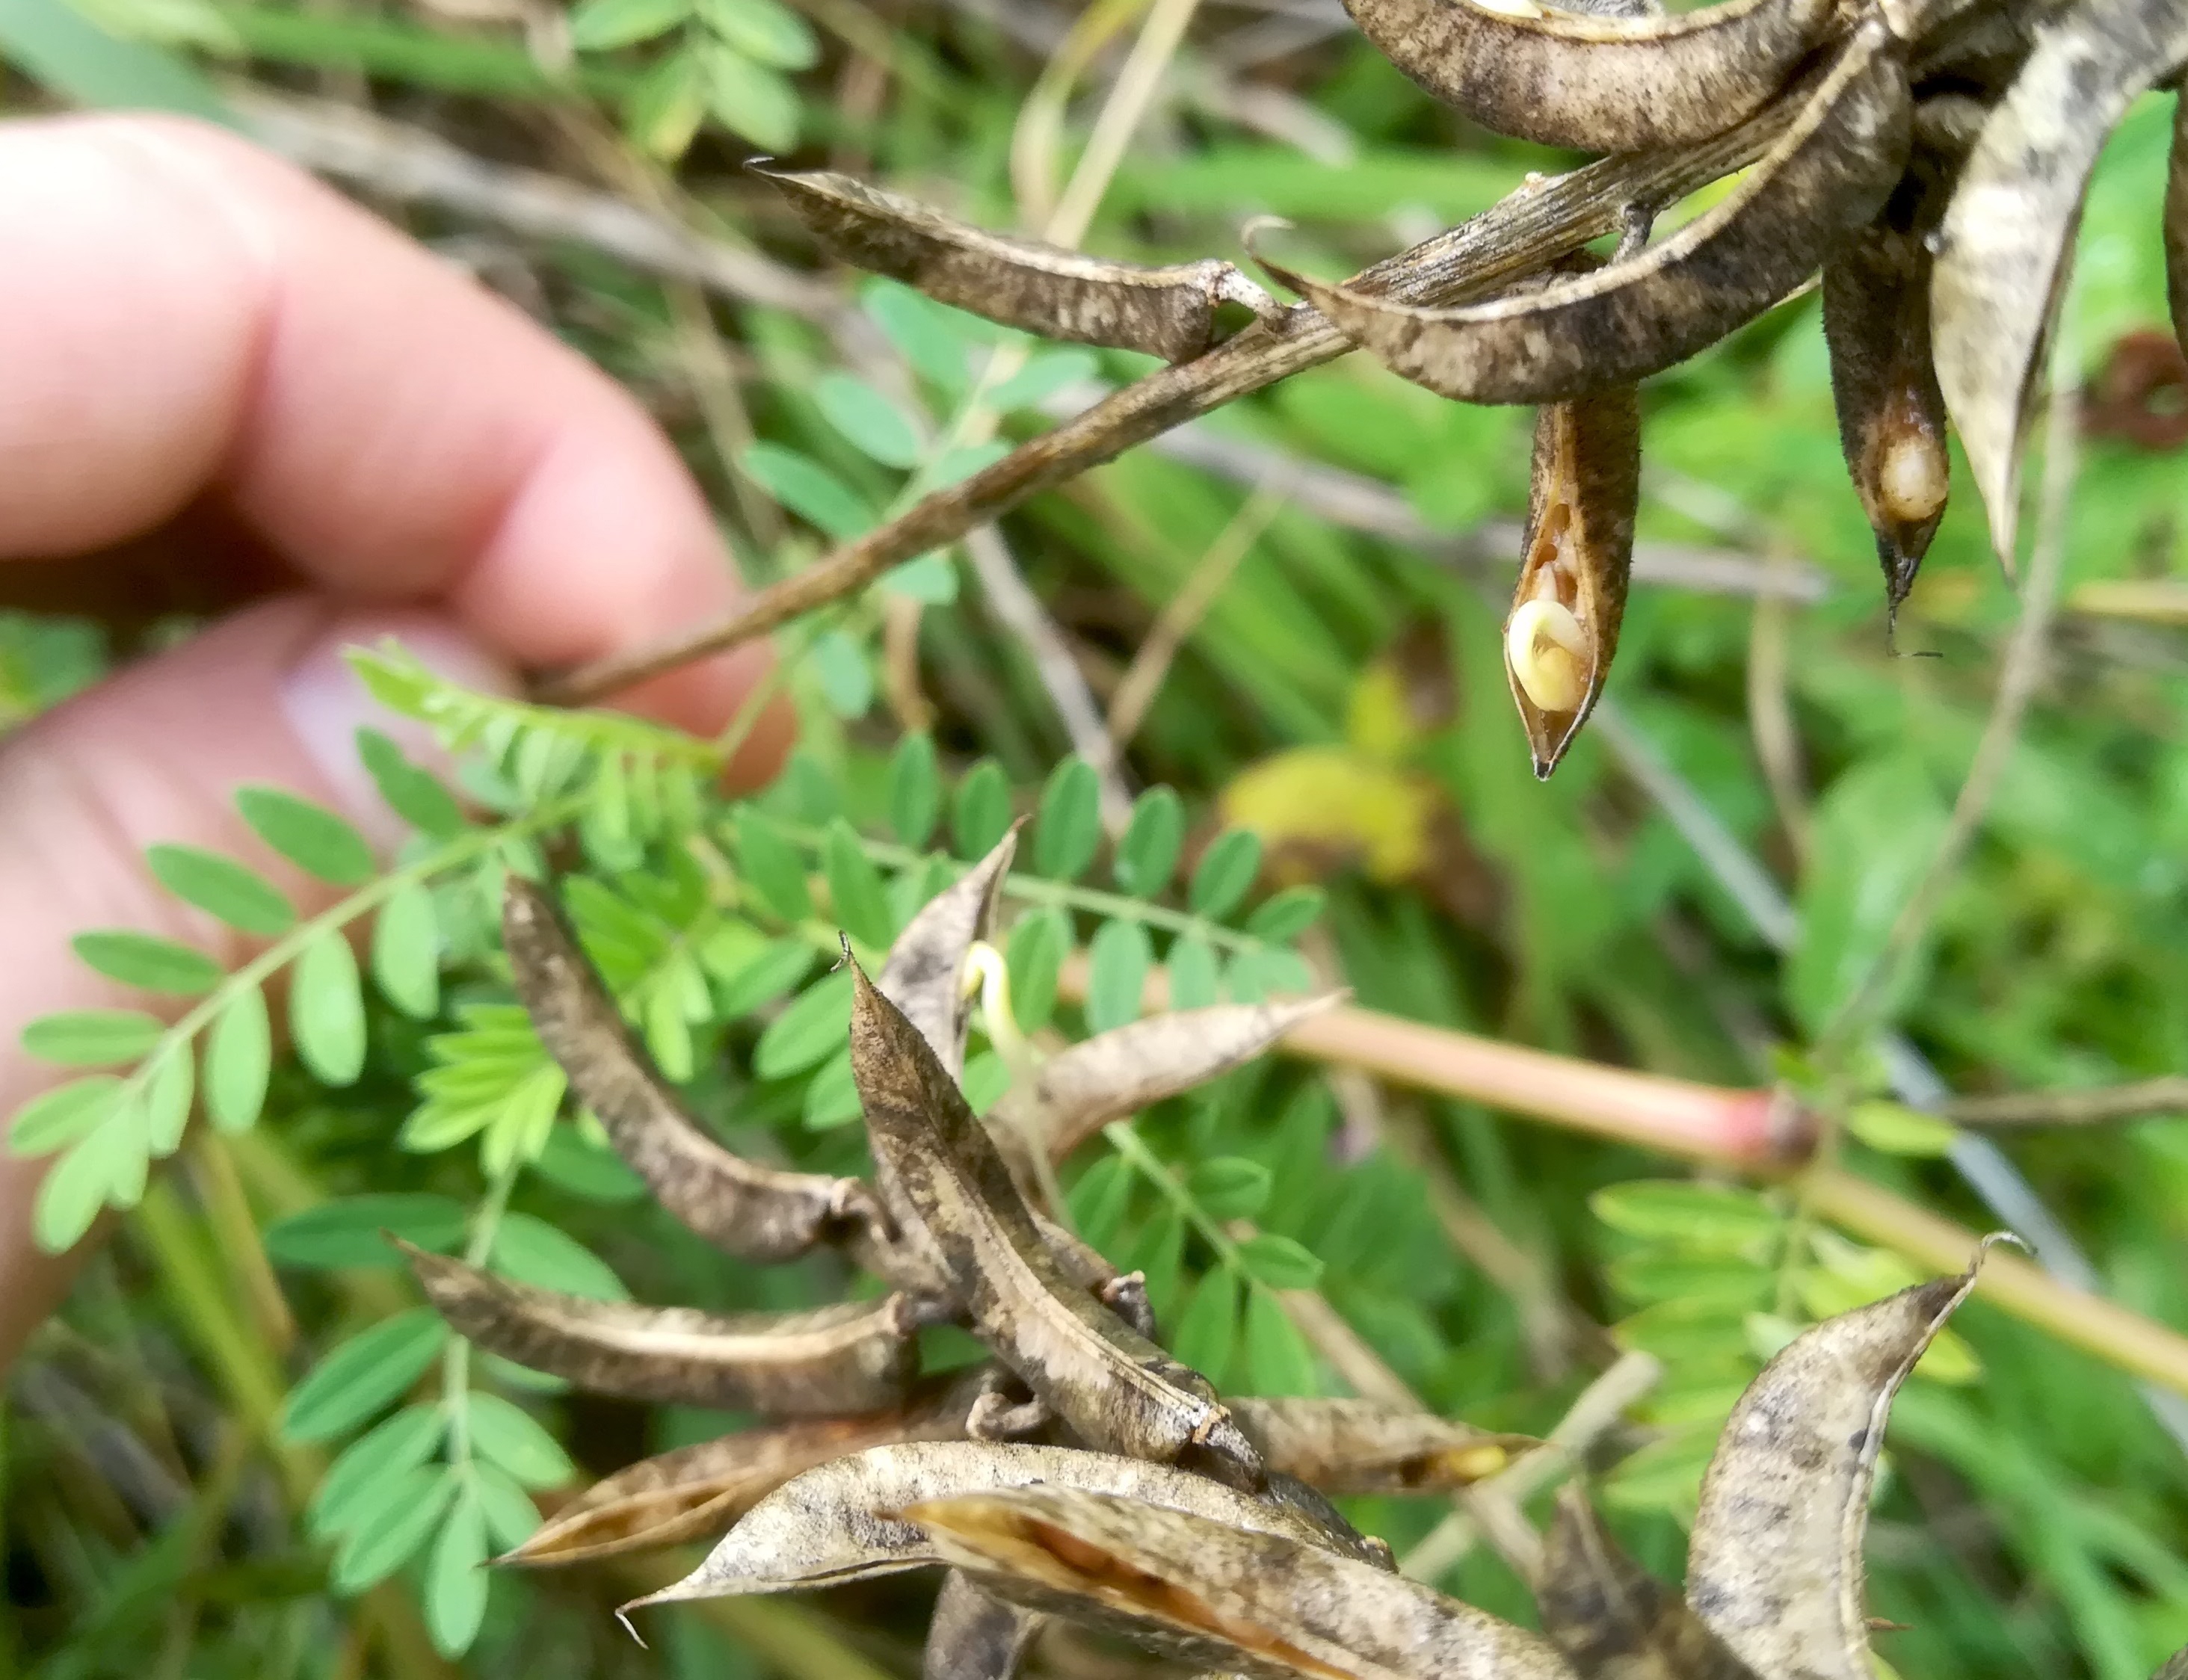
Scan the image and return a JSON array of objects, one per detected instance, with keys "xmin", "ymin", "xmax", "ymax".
[
  {"xmin": 1506, "ymin": 599, "xmax": 1588, "ymax": 713},
  {"xmin": 1878, "ymin": 430, "xmax": 1948, "ymax": 525},
  {"xmin": 1467, "ymin": 0, "xmax": 1547, "ymax": 19}
]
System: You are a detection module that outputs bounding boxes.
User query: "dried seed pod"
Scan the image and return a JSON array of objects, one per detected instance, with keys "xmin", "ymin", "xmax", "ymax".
[
  {"xmin": 881, "ymin": 827, "xmax": 1018, "ymax": 1084},
  {"xmin": 1258, "ymin": 23, "xmax": 1910, "ymax": 405},
  {"xmin": 1822, "ymin": 174, "xmax": 1952, "ymax": 618},
  {"xmin": 403, "ymin": 1244, "xmax": 916, "ymax": 1415},
  {"xmin": 1229, "ymin": 1397, "xmax": 1533, "ymax": 1494},
  {"xmin": 1683, "ymin": 1259, "xmax": 1987, "ymax": 1679},
  {"xmin": 927, "ymin": 1572, "xmax": 1045, "ymax": 1680},
  {"xmin": 2166, "ymin": 90, "xmax": 2188, "ymax": 369},
  {"xmin": 757, "ymin": 167, "xmax": 1275, "ymax": 363},
  {"xmin": 994, "ymin": 995, "xmax": 1346, "ymax": 1162},
  {"xmin": 502, "ymin": 1377, "xmax": 981, "ymax": 1566},
  {"xmin": 625, "ymin": 1441, "xmax": 1351, "ymax": 1608},
  {"xmin": 2155, "ymin": 1645, "xmax": 2188, "ymax": 1680},
  {"xmin": 1505, "ymin": 386, "xmax": 1639, "ymax": 779},
  {"xmin": 1535, "ymin": 1486, "xmax": 1760, "ymax": 1680},
  {"xmin": 899, "ymin": 1485, "xmax": 1580, "ymax": 1680},
  {"xmin": 1931, "ymin": 0, "xmax": 2188, "ymax": 564},
  {"xmin": 502, "ymin": 877, "xmax": 876, "ymax": 1264},
  {"xmin": 1340, "ymin": 0, "xmax": 1839, "ymax": 153},
  {"xmin": 847, "ymin": 956, "xmax": 1266, "ymax": 1491}
]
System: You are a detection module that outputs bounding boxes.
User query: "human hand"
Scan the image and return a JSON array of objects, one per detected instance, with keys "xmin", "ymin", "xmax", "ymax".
[{"xmin": 0, "ymin": 113, "xmax": 792, "ymax": 1368}]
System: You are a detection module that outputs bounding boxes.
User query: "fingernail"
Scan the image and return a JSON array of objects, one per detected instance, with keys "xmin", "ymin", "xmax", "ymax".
[{"xmin": 280, "ymin": 608, "xmax": 518, "ymax": 849}]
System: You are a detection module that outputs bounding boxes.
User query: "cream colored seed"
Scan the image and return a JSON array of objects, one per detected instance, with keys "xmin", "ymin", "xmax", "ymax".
[
  {"xmin": 1878, "ymin": 430, "xmax": 1949, "ymax": 524},
  {"xmin": 1506, "ymin": 599, "xmax": 1589, "ymax": 713},
  {"xmin": 1467, "ymin": 0, "xmax": 1547, "ymax": 19}
]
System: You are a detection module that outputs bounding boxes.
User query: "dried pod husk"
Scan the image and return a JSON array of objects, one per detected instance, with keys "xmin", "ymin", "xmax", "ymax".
[
  {"xmin": 899, "ymin": 1485, "xmax": 1580, "ymax": 1680},
  {"xmin": 502, "ymin": 877, "xmax": 875, "ymax": 1264},
  {"xmin": 1229, "ymin": 1396, "xmax": 1535, "ymax": 1494},
  {"xmin": 1822, "ymin": 170, "xmax": 1953, "ymax": 617},
  {"xmin": 2166, "ymin": 90, "xmax": 2188, "ymax": 369},
  {"xmin": 403, "ymin": 1244, "xmax": 916, "ymax": 1415},
  {"xmin": 2154, "ymin": 1644, "xmax": 2188, "ymax": 1680},
  {"xmin": 847, "ymin": 957, "xmax": 1266, "ymax": 1490},
  {"xmin": 502, "ymin": 1377, "xmax": 981, "ymax": 1567},
  {"xmin": 624, "ymin": 1441, "xmax": 1352, "ymax": 1608},
  {"xmin": 927, "ymin": 1572, "xmax": 1045, "ymax": 1680},
  {"xmin": 1340, "ymin": 0, "xmax": 1840, "ymax": 153},
  {"xmin": 757, "ymin": 167, "xmax": 1274, "ymax": 362},
  {"xmin": 1931, "ymin": 0, "xmax": 2188, "ymax": 563},
  {"xmin": 1260, "ymin": 22, "xmax": 1910, "ymax": 405},
  {"xmin": 1683, "ymin": 1259, "xmax": 1987, "ymax": 1679},
  {"xmin": 994, "ymin": 994, "xmax": 1346, "ymax": 1162},
  {"xmin": 1505, "ymin": 384, "xmax": 1639, "ymax": 779},
  {"xmin": 1535, "ymin": 1486, "xmax": 1759, "ymax": 1680},
  {"xmin": 881, "ymin": 827, "xmax": 1018, "ymax": 1084}
]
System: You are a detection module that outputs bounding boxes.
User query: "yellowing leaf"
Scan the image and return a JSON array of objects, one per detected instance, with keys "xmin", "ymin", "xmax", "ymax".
[{"xmin": 1218, "ymin": 747, "xmax": 1437, "ymax": 883}]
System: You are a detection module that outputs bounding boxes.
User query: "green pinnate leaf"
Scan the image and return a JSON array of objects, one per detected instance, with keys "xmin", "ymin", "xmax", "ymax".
[
  {"xmin": 71, "ymin": 930, "xmax": 222, "ymax": 995},
  {"xmin": 824, "ymin": 818, "xmax": 893, "ymax": 947},
  {"xmin": 733, "ymin": 809, "xmax": 812, "ymax": 922},
  {"xmin": 425, "ymin": 1492, "xmax": 490, "ymax": 1656},
  {"xmin": 265, "ymin": 1194, "xmax": 469, "ymax": 1269},
  {"xmin": 292, "ymin": 928, "xmax": 367, "ymax": 1087},
  {"xmin": 890, "ymin": 734, "xmax": 941, "ymax": 847},
  {"xmin": 1085, "ymin": 918, "xmax": 1152, "ymax": 1034},
  {"xmin": 1242, "ymin": 1287, "xmax": 1319, "ymax": 1396},
  {"xmin": 810, "ymin": 630, "xmax": 875, "ymax": 719},
  {"xmin": 373, "ymin": 880, "xmax": 440, "ymax": 1019},
  {"xmin": 235, "ymin": 785, "xmax": 375, "ymax": 886},
  {"xmin": 1169, "ymin": 1267, "xmax": 1239, "ymax": 1385},
  {"xmin": 700, "ymin": 41, "xmax": 798, "ymax": 151},
  {"xmin": 1245, "ymin": 886, "xmax": 1325, "ymax": 944},
  {"xmin": 1186, "ymin": 1156, "xmax": 1272, "ymax": 1221},
  {"xmin": 699, "ymin": 0, "xmax": 815, "ymax": 67},
  {"xmin": 281, "ymin": 1309, "xmax": 450, "ymax": 1442},
  {"xmin": 1846, "ymin": 1100, "xmax": 1959, "ymax": 1158},
  {"xmin": 356, "ymin": 728, "xmax": 465, "ymax": 837},
  {"xmin": 10, "ymin": 1076, "xmax": 123, "ymax": 1156},
  {"xmin": 754, "ymin": 970, "xmax": 853, "ymax": 1078},
  {"xmin": 1069, "ymin": 1156, "xmax": 1134, "ymax": 1255},
  {"xmin": 628, "ymin": 43, "xmax": 707, "ymax": 158},
  {"xmin": 309, "ymin": 1405, "xmax": 446, "ymax": 1539},
  {"xmin": 147, "ymin": 843, "xmax": 294, "ymax": 936},
  {"xmin": 144, "ymin": 1046, "xmax": 194, "ymax": 1158},
  {"xmin": 1236, "ymin": 1231, "xmax": 1323, "ymax": 1291},
  {"xmin": 330, "ymin": 1466, "xmax": 457, "ymax": 1593},
  {"xmin": 22, "ymin": 1009, "xmax": 163, "ymax": 1067},
  {"xmin": 1588, "ymin": 1182, "xmax": 1783, "ymax": 1251},
  {"xmin": 1005, "ymin": 909, "xmax": 1067, "ymax": 1032},
  {"xmin": 204, "ymin": 986, "xmax": 271, "ymax": 1132},
  {"xmin": 801, "ymin": 1046, "xmax": 864, "ymax": 1130},
  {"xmin": 1035, "ymin": 757, "xmax": 1102, "ymax": 881},
  {"xmin": 466, "ymin": 1392, "xmax": 576, "ymax": 1488},
  {"xmin": 1115, "ymin": 786, "xmax": 1183, "ymax": 896},
  {"xmin": 474, "ymin": 1464, "xmax": 544, "ymax": 1550},
  {"xmin": 569, "ymin": 0, "xmax": 689, "ymax": 49},
  {"xmin": 32, "ymin": 1135, "xmax": 116, "ymax": 1251},
  {"xmin": 862, "ymin": 280, "xmax": 972, "ymax": 392},
  {"xmin": 1189, "ymin": 830, "xmax": 1262, "ymax": 919},
  {"xmin": 953, "ymin": 759, "xmax": 1011, "ymax": 859},
  {"xmin": 739, "ymin": 443, "xmax": 872, "ymax": 540},
  {"xmin": 1166, "ymin": 935, "xmax": 1219, "ymax": 1010},
  {"xmin": 491, "ymin": 1213, "xmax": 630, "ymax": 1302},
  {"xmin": 815, "ymin": 372, "xmax": 922, "ymax": 469}
]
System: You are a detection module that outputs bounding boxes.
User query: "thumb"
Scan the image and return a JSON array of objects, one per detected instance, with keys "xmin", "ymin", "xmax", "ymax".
[{"xmin": 0, "ymin": 594, "xmax": 517, "ymax": 1366}]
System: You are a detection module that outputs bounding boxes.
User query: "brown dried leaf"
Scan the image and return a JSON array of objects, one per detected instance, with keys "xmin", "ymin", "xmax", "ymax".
[
  {"xmin": 1683, "ymin": 1260, "xmax": 1986, "ymax": 1680},
  {"xmin": 1535, "ymin": 1486, "xmax": 1759, "ymax": 1680},
  {"xmin": 928, "ymin": 1572, "xmax": 1046, "ymax": 1680},
  {"xmin": 502, "ymin": 1377, "xmax": 980, "ymax": 1567},
  {"xmin": 1822, "ymin": 173, "xmax": 1952, "ymax": 617},
  {"xmin": 1230, "ymin": 1397, "xmax": 1534, "ymax": 1494},
  {"xmin": 899, "ymin": 1484, "xmax": 1580, "ymax": 1680},
  {"xmin": 1505, "ymin": 386, "xmax": 1639, "ymax": 780},
  {"xmin": 502, "ymin": 877, "xmax": 875, "ymax": 1263},
  {"xmin": 403, "ymin": 1243, "xmax": 916, "ymax": 1415},
  {"xmin": 758, "ymin": 167, "xmax": 1274, "ymax": 363},
  {"xmin": 1931, "ymin": 0, "xmax": 2188, "ymax": 563},
  {"xmin": 624, "ymin": 1440, "xmax": 1355, "ymax": 1608},
  {"xmin": 995, "ymin": 995, "xmax": 1346, "ymax": 1163},
  {"xmin": 1340, "ymin": 0, "xmax": 1839, "ymax": 153},
  {"xmin": 847, "ymin": 955, "xmax": 1266, "ymax": 1489},
  {"xmin": 1259, "ymin": 25, "xmax": 1909, "ymax": 404}
]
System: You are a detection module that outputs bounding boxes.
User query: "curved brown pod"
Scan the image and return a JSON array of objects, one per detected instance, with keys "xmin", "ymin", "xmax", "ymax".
[
  {"xmin": 1340, "ymin": 0, "xmax": 1840, "ymax": 153},
  {"xmin": 1822, "ymin": 170, "xmax": 1952, "ymax": 618},
  {"xmin": 1263, "ymin": 22, "xmax": 1910, "ymax": 406},
  {"xmin": 502, "ymin": 877, "xmax": 878, "ymax": 1264},
  {"xmin": 403, "ymin": 1244, "xmax": 917, "ymax": 1415},
  {"xmin": 756, "ymin": 167, "xmax": 1274, "ymax": 363},
  {"xmin": 1229, "ymin": 1397, "xmax": 1533, "ymax": 1494},
  {"xmin": 1506, "ymin": 386, "xmax": 1640, "ymax": 779}
]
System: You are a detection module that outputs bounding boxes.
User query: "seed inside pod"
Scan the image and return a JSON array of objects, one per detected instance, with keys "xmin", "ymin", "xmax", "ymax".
[
  {"xmin": 1876, "ymin": 420, "xmax": 1949, "ymax": 525},
  {"xmin": 1506, "ymin": 596, "xmax": 1591, "ymax": 714}
]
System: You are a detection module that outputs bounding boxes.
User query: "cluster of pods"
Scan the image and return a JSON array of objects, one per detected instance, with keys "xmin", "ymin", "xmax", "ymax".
[
  {"xmin": 744, "ymin": 0, "xmax": 2188, "ymax": 774},
  {"xmin": 402, "ymin": 844, "xmax": 2188, "ymax": 1678}
]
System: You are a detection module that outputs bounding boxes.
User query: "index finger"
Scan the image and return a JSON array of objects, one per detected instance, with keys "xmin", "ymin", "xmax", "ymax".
[{"xmin": 0, "ymin": 114, "xmax": 751, "ymax": 726}]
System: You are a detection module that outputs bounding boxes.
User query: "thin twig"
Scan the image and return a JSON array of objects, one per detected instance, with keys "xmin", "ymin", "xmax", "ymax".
[
  {"xmin": 1103, "ymin": 480, "xmax": 1284, "ymax": 758},
  {"xmin": 1399, "ymin": 1350, "xmax": 1663, "ymax": 1584},
  {"xmin": 1944, "ymin": 1077, "xmax": 2188, "ymax": 1128},
  {"xmin": 230, "ymin": 89, "xmax": 832, "ymax": 318},
  {"xmin": 544, "ymin": 87, "xmax": 1806, "ymax": 703}
]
